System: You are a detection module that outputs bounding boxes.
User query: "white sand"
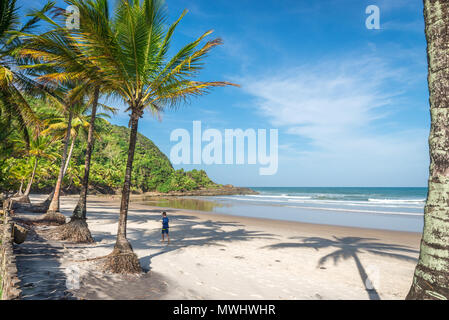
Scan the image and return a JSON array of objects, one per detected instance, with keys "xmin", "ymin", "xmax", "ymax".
[{"xmin": 28, "ymin": 194, "xmax": 421, "ymax": 300}]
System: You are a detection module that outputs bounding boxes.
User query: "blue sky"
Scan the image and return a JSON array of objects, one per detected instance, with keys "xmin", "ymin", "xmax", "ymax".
[{"xmin": 25, "ymin": 0, "xmax": 429, "ymax": 187}]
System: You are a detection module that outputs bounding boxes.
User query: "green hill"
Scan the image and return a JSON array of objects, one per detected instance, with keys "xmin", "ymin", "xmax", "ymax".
[{"xmin": 1, "ymin": 119, "xmax": 218, "ymax": 194}]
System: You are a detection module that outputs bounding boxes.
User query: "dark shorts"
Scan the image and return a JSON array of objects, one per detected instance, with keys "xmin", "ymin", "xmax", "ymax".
[{"xmin": 162, "ymin": 228, "xmax": 169, "ymax": 235}]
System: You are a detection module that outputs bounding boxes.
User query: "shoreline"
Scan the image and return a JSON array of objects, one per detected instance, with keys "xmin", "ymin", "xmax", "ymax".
[
  {"xmin": 17, "ymin": 194, "xmax": 421, "ymax": 300},
  {"xmin": 65, "ymin": 193, "xmax": 422, "ymax": 246},
  {"xmin": 132, "ymin": 199, "xmax": 422, "ymax": 239},
  {"xmin": 129, "ymin": 193, "xmax": 423, "ymax": 234}
]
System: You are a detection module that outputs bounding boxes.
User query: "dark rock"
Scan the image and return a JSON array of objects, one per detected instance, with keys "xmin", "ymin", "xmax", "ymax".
[{"xmin": 13, "ymin": 223, "xmax": 29, "ymax": 244}]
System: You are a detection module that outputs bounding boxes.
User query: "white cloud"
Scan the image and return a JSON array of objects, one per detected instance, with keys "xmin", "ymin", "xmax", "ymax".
[{"xmin": 238, "ymin": 55, "xmax": 429, "ymax": 185}]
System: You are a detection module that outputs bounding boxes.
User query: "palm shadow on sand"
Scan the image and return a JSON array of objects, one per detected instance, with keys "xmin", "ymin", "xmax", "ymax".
[
  {"xmin": 88, "ymin": 207, "xmax": 276, "ymax": 272},
  {"xmin": 264, "ymin": 236, "xmax": 419, "ymax": 300}
]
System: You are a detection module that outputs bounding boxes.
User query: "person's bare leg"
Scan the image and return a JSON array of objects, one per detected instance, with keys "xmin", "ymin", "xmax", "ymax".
[
  {"xmin": 167, "ymin": 234, "xmax": 170, "ymax": 245},
  {"xmin": 161, "ymin": 233, "xmax": 164, "ymax": 243}
]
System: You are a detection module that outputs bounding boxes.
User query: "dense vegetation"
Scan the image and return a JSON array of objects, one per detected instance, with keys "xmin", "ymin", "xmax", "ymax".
[
  {"xmin": 0, "ymin": 116, "xmax": 217, "ymax": 194},
  {"xmin": 0, "ymin": 0, "xmax": 236, "ymax": 273}
]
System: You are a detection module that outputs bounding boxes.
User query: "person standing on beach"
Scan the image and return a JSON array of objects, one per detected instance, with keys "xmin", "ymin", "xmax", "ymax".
[{"xmin": 161, "ymin": 212, "xmax": 170, "ymax": 244}]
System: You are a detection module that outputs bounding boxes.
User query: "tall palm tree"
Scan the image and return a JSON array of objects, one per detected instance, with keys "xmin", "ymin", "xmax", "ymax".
[
  {"xmin": 41, "ymin": 102, "xmax": 106, "ymax": 176},
  {"xmin": 35, "ymin": 85, "xmax": 87, "ymax": 224},
  {"xmin": 18, "ymin": 5, "xmax": 116, "ymax": 241},
  {"xmin": 407, "ymin": 0, "xmax": 449, "ymax": 300},
  {"xmin": 0, "ymin": 0, "xmax": 54, "ymax": 148},
  {"xmin": 44, "ymin": 99, "xmax": 74, "ymax": 223},
  {"xmin": 68, "ymin": 0, "xmax": 237, "ymax": 273}
]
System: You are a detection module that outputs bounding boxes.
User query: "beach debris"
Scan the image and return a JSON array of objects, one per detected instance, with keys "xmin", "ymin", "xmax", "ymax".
[{"xmin": 13, "ymin": 223, "xmax": 29, "ymax": 244}]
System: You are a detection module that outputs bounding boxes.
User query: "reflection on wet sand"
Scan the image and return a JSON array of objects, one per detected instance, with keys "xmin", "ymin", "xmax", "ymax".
[{"xmin": 137, "ymin": 196, "xmax": 229, "ymax": 212}]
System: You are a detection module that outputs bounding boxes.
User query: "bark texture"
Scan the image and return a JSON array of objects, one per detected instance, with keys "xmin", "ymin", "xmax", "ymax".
[
  {"xmin": 57, "ymin": 87, "xmax": 100, "ymax": 243},
  {"xmin": 72, "ymin": 87, "xmax": 99, "ymax": 220},
  {"xmin": 63, "ymin": 132, "xmax": 77, "ymax": 177},
  {"xmin": 407, "ymin": 0, "xmax": 449, "ymax": 300},
  {"xmin": 107, "ymin": 107, "xmax": 142, "ymax": 273},
  {"xmin": 24, "ymin": 156, "xmax": 38, "ymax": 196},
  {"xmin": 42, "ymin": 109, "xmax": 73, "ymax": 224}
]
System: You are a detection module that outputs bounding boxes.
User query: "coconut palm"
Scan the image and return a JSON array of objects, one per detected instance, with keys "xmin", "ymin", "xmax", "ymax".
[
  {"xmin": 18, "ymin": 5, "xmax": 117, "ymax": 241},
  {"xmin": 34, "ymin": 85, "xmax": 87, "ymax": 224},
  {"xmin": 41, "ymin": 102, "xmax": 112, "ymax": 176},
  {"xmin": 407, "ymin": 0, "xmax": 449, "ymax": 300},
  {"xmin": 0, "ymin": 0, "xmax": 54, "ymax": 147},
  {"xmin": 64, "ymin": 0, "xmax": 238, "ymax": 272},
  {"xmin": 23, "ymin": 134, "xmax": 59, "ymax": 196},
  {"xmin": 41, "ymin": 97, "xmax": 115, "ymax": 241}
]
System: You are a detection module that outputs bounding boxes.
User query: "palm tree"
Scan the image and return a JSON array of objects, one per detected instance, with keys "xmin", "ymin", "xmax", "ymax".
[
  {"xmin": 18, "ymin": 5, "xmax": 116, "ymax": 241},
  {"xmin": 0, "ymin": 0, "xmax": 54, "ymax": 148},
  {"xmin": 67, "ymin": 0, "xmax": 238, "ymax": 273},
  {"xmin": 10, "ymin": 130, "xmax": 59, "ymax": 200},
  {"xmin": 407, "ymin": 0, "xmax": 449, "ymax": 300},
  {"xmin": 34, "ymin": 85, "xmax": 87, "ymax": 224},
  {"xmin": 44, "ymin": 99, "xmax": 74, "ymax": 223},
  {"xmin": 41, "ymin": 102, "xmax": 105, "ymax": 177},
  {"xmin": 42, "ymin": 96, "xmax": 114, "ymax": 241},
  {"xmin": 23, "ymin": 134, "xmax": 59, "ymax": 196}
]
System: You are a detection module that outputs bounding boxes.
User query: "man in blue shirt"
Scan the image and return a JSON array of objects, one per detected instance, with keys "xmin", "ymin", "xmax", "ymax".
[{"xmin": 161, "ymin": 211, "xmax": 170, "ymax": 244}]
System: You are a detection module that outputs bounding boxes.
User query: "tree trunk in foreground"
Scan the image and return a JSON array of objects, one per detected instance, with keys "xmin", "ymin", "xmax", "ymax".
[
  {"xmin": 56, "ymin": 88, "xmax": 100, "ymax": 243},
  {"xmin": 42, "ymin": 109, "xmax": 74, "ymax": 225},
  {"xmin": 407, "ymin": 0, "xmax": 449, "ymax": 300},
  {"xmin": 104, "ymin": 107, "xmax": 141, "ymax": 274},
  {"xmin": 24, "ymin": 156, "xmax": 38, "ymax": 197}
]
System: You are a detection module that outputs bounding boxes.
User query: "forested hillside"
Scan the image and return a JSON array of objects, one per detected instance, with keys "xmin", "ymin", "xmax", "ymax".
[{"xmin": 0, "ymin": 119, "xmax": 217, "ymax": 194}]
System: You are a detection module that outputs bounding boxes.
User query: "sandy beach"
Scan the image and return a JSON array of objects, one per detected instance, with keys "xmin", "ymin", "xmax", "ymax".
[{"xmin": 14, "ymin": 194, "xmax": 421, "ymax": 300}]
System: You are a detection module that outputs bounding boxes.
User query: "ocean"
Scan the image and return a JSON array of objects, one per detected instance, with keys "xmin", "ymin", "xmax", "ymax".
[{"xmin": 138, "ymin": 187, "xmax": 427, "ymax": 232}]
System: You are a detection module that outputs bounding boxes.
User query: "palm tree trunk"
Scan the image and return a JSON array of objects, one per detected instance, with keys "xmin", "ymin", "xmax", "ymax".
[
  {"xmin": 117, "ymin": 108, "xmax": 140, "ymax": 247},
  {"xmin": 407, "ymin": 0, "xmax": 449, "ymax": 300},
  {"xmin": 17, "ymin": 179, "xmax": 24, "ymax": 196},
  {"xmin": 63, "ymin": 132, "xmax": 77, "ymax": 177},
  {"xmin": 56, "ymin": 88, "xmax": 100, "ymax": 244},
  {"xmin": 72, "ymin": 87, "xmax": 99, "ymax": 220},
  {"xmin": 24, "ymin": 156, "xmax": 38, "ymax": 196},
  {"xmin": 105, "ymin": 107, "xmax": 141, "ymax": 273},
  {"xmin": 44, "ymin": 108, "xmax": 73, "ymax": 223}
]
